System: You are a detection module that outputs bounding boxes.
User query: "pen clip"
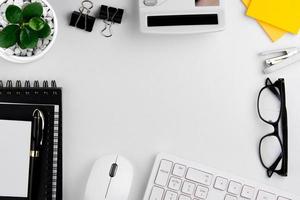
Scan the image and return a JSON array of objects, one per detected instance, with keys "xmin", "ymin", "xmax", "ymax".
[{"xmin": 33, "ymin": 109, "xmax": 45, "ymax": 146}]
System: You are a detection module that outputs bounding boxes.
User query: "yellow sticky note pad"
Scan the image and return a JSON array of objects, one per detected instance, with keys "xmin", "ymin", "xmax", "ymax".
[
  {"xmin": 242, "ymin": 0, "xmax": 286, "ymax": 42},
  {"xmin": 247, "ymin": 0, "xmax": 300, "ymax": 34}
]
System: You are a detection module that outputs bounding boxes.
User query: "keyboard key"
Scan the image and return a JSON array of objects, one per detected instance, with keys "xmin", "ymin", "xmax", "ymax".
[
  {"xmin": 173, "ymin": 164, "xmax": 186, "ymax": 177},
  {"xmin": 186, "ymin": 168, "xmax": 213, "ymax": 186},
  {"xmin": 256, "ymin": 190, "xmax": 276, "ymax": 200},
  {"xmin": 164, "ymin": 191, "xmax": 177, "ymax": 200},
  {"xmin": 182, "ymin": 181, "xmax": 196, "ymax": 195},
  {"xmin": 179, "ymin": 195, "xmax": 191, "ymax": 200},
  {"xmin": 227, "ymin": 181, "xmax": 242, "ymax": 195},
  {"xmin": 168, "ymin": 177, "xmax": 182, "ymax": 191},
  {"xmin": 149, "ymin": 186, "xmax": 164, "ymax": 200},
  {"xmin": 155, "ymin": 160, "xmax": 173, "ymax": 186},
  {"xmin": 241, "ymin": 185, "xmax": 255, "ymax": 199},
  {"xmin": 195, "ymin": 185, "xmax": 209, "ymax": 199},
  {"xmin": 277, "ymin": 197, "xmax": 291, "ymax": 200},
  {"xmin": 214, "ymin": 176, "xmax": 228, "ymax": 191},
  {"xmin": 224, "ymin": 194, "xmax": 237, "ymax": 200}
]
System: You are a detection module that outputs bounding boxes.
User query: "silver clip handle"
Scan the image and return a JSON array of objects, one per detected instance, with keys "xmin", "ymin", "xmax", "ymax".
[
  {"xmin": 265, "ymin": 54, "xmax": 290, "ymax": 67},
  {"xmin": 264, "ymin": 52, "xmax": 300, "ymax": 74}
]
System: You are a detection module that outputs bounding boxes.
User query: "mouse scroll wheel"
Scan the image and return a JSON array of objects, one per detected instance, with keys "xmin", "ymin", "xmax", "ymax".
[{"xmin": 109, "ymin": 163, "xmax": 118, "ymax": 177}]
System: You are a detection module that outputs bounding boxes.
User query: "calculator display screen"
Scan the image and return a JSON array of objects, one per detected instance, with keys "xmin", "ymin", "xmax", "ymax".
[
  {"xmin": 147, "ymin": 14, "xmax": 219, "ymax": 27},
  {"xmin": 195, "ymin": 0, "xmax": 219, "ymax": 6}
]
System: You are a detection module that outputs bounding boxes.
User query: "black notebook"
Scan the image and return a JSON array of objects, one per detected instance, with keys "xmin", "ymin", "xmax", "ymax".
[{"xmin": 0, "ymin": 80, "xmax": 62, "ymax": 200}]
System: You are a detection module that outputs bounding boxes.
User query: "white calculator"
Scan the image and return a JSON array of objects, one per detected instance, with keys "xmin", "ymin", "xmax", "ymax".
[{"xmin": 139, "ymin": 0, "xmax": 225, "ymax": 34}]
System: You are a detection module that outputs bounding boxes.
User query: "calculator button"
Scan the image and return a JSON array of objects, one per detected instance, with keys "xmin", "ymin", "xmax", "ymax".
[
  {"xmin": 179, "ymin": 195, "xmax": 191, "ymax": 200},
  {"xmin": 256, "ymin": 190, "xmax": 276, "ymax": 200},
  {"xmin": 173, "ymin": 164, "xmax": 186, "ymax": 177},
  {"xmin": 155, "ymin": 160, "xmax": 173, "ymax": 186},
  {"xmin": 186, "ymin": 168, "xmax": 213, "ymax": 186},
  {"xmin": 214, "ymin": 176, "xmax": 228, "ymax": 191},
  {"xmin": 164, "ymin": 191, "xmax": 177, "ymax": 200},
  {"xmin": 224, "ymin": 194, "xmax": 237, "ymax": 200},
  {"xmin": 182, "ymin": 181, "xmax": 196, "ymax": 195},
  {"xmin": 149, "ymin": 186, "xmax": 164, "ymax": 200},
  {"xmin": 241, "ymin": 185, "xmax": 255, "ymax": 199},
  {"xmin": 195, "ymin": 185, "xmax": 209, "ymax": 199},
  {"xmin": 168, "ymin": 177, "xmax": 182, "ymax": 191},
  {"xmin": 144, "ymin": 0, "xmax": 157, "ymax": 6},
  {"xmin": 227, "ymin": 181, "xmax": 242, "ymax": 195}
]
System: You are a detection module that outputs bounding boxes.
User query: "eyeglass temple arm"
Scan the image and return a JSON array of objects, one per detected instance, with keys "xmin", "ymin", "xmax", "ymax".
[
  {"xmin": 265, "ymin": 78, "xmax": 281, "ymax": 100},
  {"xmin": 267, "ymin": 153, "xmax": 283, "ymax": 177}
]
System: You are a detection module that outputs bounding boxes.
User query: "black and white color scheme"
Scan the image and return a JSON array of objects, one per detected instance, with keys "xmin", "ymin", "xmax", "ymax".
[{"xmin": 0, "ymin": 80, "xmax": 62, "ymax": 200}]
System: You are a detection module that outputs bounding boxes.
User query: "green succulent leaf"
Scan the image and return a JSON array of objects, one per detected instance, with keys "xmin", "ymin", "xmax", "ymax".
[
  {"xmin": 29, "ymin": 17, "xmax": 45, "ymax": 31},
  {"xmin": 37, "ymin": 22, "xmax": 50, "ymax": 38},
  {"xmin": 5, "ymin": 5, "xmax": 23, "ymax": 24},
  {"xmin": 19, "ymin": 27, "xmax": 38, "ymax": 49},
  {"xmin": 22, "ymin": 2, "xmax": 43, "ymax": 21},
  {"xmin": 0, "ymin": 25, "xmax": 20, "ymax": 48},
  {"xmin": 17, "ymin": 39, "xmax": 26, "ymax": 49}
]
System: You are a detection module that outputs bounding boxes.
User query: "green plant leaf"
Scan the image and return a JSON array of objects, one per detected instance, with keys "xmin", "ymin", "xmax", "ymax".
[
  {"xmin": 37, "ymin": 22, "xmax": 50, "ymax": 38},
  {"xmin": 17, "ymin": 39, "xmax": 26, "ymax": 49},
  {"xmin": 5, "ymin": 5, "xmax": 23, "ymax": 24},
  {"xmin": 0, "ymin": 25, "xmax": 20, "ymax": 48},
  {"xmin": 29, "ymin": 17, "xmax": 45, "ymax": 31},
  {"xmin": 19, "ymin": 27, "xmax": 38, "ymax": 49},
  {"xmin": 22, "ymin": 2, "xmax": 43, "ymax": 21}
]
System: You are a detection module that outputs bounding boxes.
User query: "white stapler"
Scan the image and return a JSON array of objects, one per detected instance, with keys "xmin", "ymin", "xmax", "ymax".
[{"xmin": 260, "ymin": 47, "xmax": 300, "ymax": 74}]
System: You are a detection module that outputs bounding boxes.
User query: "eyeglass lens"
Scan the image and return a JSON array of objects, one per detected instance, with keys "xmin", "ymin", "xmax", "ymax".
[
  {"xmin": 260, "ymin": 135, "xmax": 283, "ymax": 171},
  {"xmin": 258, "ymin": 85, "xmax": 281, "ymax": 123}
]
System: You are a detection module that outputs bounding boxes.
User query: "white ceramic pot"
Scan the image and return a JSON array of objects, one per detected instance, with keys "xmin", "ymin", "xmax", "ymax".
[{"xmin": 0, "ymin": 0, "xmax": 58, "ymax": 63}]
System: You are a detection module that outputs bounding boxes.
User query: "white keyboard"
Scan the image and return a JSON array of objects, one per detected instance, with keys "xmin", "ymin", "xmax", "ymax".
[{"xmin": 143, "ymin": 153, "xmax": 298, "ymax": 200}]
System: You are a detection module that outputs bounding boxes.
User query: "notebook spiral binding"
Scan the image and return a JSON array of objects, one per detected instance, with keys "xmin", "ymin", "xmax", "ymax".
[
  {"xmin": 0, "ymin": 80, "xmax": 58, "ymax": 96},
  {"xmin": 0, "ymin": 80, "xmax": 57, "ymax": 88}
]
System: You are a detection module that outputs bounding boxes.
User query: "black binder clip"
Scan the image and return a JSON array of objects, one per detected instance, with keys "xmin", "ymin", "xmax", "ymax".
[
  {"xmin": 99, "ymin": 5, "xmax": 124, "ymax": 37},
  {"xmin": 70, "ymin": 0, "xmax": 96, "ymax": 32}
]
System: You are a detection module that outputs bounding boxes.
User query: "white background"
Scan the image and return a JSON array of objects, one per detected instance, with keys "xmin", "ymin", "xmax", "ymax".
[{"xmin": 1, "ymin": 0, "xmax": 300, "ymax": 199}]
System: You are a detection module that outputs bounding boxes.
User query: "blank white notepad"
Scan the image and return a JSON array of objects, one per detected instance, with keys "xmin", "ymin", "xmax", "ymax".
[{"xmin": 0, "ymin": 120, "xmax": 31, "ymax": 197}]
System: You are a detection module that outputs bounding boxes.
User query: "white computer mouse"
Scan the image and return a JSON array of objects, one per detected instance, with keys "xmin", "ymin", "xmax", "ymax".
[{"xmin": 84, "ymin": 154, "xmax": 133, "ymax": 200}]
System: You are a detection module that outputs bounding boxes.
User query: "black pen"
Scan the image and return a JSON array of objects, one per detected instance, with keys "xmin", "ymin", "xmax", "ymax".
[{"xmin": 28, "ymin": 109, "xmax": 45, "ymax": 200}]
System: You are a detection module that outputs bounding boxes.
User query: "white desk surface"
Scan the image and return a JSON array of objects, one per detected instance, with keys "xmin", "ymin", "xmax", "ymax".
[{"xmin": 1, "ymin": 0, "xmax": 300, "ymax": 199}]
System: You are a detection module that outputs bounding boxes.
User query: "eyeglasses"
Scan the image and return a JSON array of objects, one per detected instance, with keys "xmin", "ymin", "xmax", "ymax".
[{"xmin": 257, "ymin": 78, "xmax": 288, "ymax": 177}]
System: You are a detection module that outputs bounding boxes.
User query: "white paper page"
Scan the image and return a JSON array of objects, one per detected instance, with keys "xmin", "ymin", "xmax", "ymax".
[{"xmin": 0, "ymin": 120, "xmax": 31, "ymax": 197}]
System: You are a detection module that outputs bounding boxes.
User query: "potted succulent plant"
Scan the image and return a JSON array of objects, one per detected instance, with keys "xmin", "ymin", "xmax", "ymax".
[{"xmin": 0, "ymin": 0, "xmax": 57, "ymax": 63}]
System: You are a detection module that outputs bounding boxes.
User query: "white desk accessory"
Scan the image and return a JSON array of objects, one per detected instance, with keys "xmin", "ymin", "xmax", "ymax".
[
  {"xmin": 139, "ymin": 0, "xmax": 225, "ymax": 34},
  {"xmin": 84, "ymin": 154, "xmax": 133, "ymax": 200},
  {"xmin": 143, "ymin": 153, "xmax": 298, "ymax": 200},
  {"xmin": 260, "ymin": 47, "xmax": 300, "ymax": 74}
]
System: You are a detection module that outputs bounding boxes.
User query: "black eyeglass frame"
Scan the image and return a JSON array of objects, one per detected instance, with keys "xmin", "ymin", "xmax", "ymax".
[{"xmin": 257, "ymin": 78, "xmax": 288, "ymax": 177}]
